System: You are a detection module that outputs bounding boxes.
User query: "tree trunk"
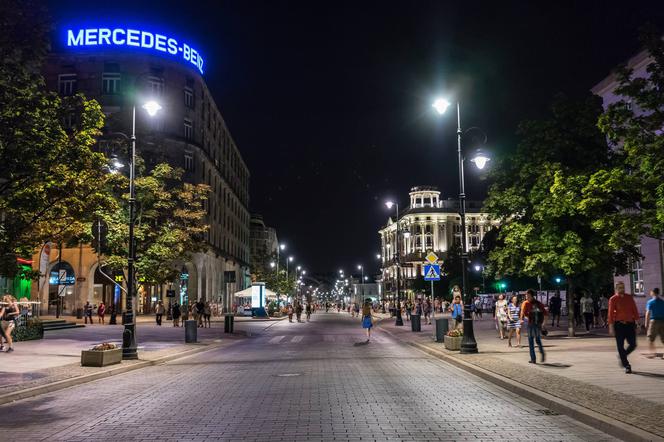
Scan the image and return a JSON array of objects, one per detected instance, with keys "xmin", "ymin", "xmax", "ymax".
[{"xmin": 567, "ymin": 278, "xmax": 576, "ymax": 337}]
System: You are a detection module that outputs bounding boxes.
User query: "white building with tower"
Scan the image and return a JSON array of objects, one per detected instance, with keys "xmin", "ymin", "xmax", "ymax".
[{"xmin": 378, "ymin": 186, "xmax": 499, "ymax": 300}]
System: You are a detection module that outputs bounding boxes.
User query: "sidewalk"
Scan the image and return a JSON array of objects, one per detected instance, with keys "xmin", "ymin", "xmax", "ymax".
[
  {"xmin": 39, "ymin": 313, "xmax": 288, "ymax": 325},
  {"xmin": 378, "ymin": 313, "xmax": 664, "ymax": 441},
  {"xmin": 0, "ymin": 322, "xmax": 245, "ymax": 404}
]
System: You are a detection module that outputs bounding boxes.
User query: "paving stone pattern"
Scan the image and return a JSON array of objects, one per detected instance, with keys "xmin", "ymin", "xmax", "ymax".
[{"xmin": 5, "ymin": 313, "xmax": 616, "ymax": 441}]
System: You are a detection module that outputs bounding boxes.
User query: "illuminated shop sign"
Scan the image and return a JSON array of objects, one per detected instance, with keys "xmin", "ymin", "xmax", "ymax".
[{"xmin": 65, "ymin": 27, "xmax": 205, "ymax": 74}]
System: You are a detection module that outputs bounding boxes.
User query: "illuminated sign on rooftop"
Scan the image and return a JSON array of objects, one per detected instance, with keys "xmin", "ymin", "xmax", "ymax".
[{"xmin": 65, "ymin": 27, "xmax": 205, "ymax": 75}]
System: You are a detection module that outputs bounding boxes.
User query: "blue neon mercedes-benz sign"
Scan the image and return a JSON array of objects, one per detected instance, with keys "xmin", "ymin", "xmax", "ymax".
[{"xmin": 65, "ymin": 27, "xmax": 205, "ymax": 75}]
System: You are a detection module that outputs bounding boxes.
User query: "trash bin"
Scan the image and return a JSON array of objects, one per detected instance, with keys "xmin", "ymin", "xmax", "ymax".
[
  {"xmin": 434, "ymin": 317, "xmax": 448, "ymax": 342},
  {"xmin": 411, "ymin": 313, "xmax": 421, "ymax": 332},
  {"xmin": 185, "ymin": 319, "xmax": 197, "ymax": 343},
  {"xmin": 224, "ymin": 313, "xmax": 234, "ymax": 333},
  {"xmin": 76, "ymin": 307, "xmax": 83, "ymax": 319}
]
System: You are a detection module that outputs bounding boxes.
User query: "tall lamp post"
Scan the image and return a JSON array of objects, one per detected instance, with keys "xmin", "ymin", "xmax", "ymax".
[
  {"xmin": 385, "ymin": 201, "xmax": 404, "ymax": 326},
  {"xmin": 121, "ymin": 99, "xmax": 162, "ymax": 360},
  {"xmin": 357, "ymin": 264, "xmax": 364, "ymax": 303},
  {"xmin": 433, "ymin": 97, "xmax": 490, "ymax": 354}
]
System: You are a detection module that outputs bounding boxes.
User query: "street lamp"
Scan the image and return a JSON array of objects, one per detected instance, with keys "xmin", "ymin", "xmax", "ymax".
[
  {"xmin": 122, "ymin": 99, "xmax": 162, "ymax": 360},
  {"xmin": 357, "ymin": 264, "xmax": 364, "ymax": 302},
  {"xmin": 433, "ymin": 96, "xmax": 491, "ymax": 354},
  {"xmin": 474, "ymin": 264, "xmax": 486, "ymax": 293},
  {"xmin": 385, "ymin": 200, "xmax": 404, "ymax": 326}
]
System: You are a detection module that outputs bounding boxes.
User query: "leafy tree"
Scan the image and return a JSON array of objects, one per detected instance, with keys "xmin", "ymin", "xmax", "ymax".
[
  {"xmin": 596, "ymin": 26, "xmax": 664, "ymax": 244},
  {"xmin": 98, "ymin": 161, "xmax": 209, "ymax": 286},
  {"xmin": 484, "ymin": 94, "xmax": 640, "ymax": 335},
  {"xmin": 0, "ymin": 0, "xmax": 114, "ymax": 276}
]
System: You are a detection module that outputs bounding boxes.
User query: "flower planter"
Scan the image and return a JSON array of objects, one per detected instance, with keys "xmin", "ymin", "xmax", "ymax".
[
  {"xmin": 81, "ymin": 348, "xmax": 122, "ymax": 367},
  {"xmin": 444, "ymin": 335, "xmax": 462, "ymax": 351}
]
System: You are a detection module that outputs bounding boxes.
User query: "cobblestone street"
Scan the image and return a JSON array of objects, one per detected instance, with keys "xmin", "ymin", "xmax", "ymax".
[{"xmin": 4, "ymin": 313, "xmax": 617, "ymax": 441}]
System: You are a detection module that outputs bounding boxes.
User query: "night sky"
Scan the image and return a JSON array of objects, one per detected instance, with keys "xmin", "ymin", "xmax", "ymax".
[{"xmin": 47, "ymin": 1, "xmax": 664, "ymax": 275}]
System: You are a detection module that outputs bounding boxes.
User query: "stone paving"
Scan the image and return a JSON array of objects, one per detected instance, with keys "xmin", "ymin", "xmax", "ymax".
[
  {"xmin": 378, "ymin": 312, "xmax": 664, "ymax": 438},
  {"xmin": 5, "ymin": 312, "xmax": 616, "ymax": 441},
  {"xmin": 0, "ymin": 320, "xmax": 273, "ymax": 397}
]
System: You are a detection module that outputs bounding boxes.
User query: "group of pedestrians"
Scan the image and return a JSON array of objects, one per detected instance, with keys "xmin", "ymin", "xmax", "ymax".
[
  {"xmin": 82, "ymin": 301, "xmax": 107, "ymax": 324},
  {"xmin": 493, "ymin": 290, "xmax": 547, "ymax": 362},
  {"xmin": 287, "ymin": 301, "xmax": 315, "ymax": 323},
  {"xmin": 167, "ymin": 300, "xmax": 212, "ymax": 328}
]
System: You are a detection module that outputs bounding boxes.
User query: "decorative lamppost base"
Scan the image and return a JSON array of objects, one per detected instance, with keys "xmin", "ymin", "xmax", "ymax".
[{"xmin": 460, "ymin": 305, "xmax": 478, "ymax": 354}]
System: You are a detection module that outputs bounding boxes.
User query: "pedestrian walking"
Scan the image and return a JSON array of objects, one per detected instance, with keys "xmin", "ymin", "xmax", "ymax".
[
  {"xmin": 172, "ymin": 302, "xmax": 181, "ymax": 327},
  {"xmin": 495, "ymin": 294, "xmax": 508, "ymax": 340},
  {"xmin": 548, "ymin": 292, "xmax": 562, "ymax": 327},
  {"xmin": 449, "ymin": 295, "xmax": 463, "ymax": 329},
  {"xmin": 354, "ymin": 302, "xmax": 360, "ymax": 318},
  {"xmin": 97, "ymin": 302, "xmax": 106, "ymax": 325},
  {"xmin": 361, "ymin": 299, "xmax": 373, "ymax": 342},
  {"xmin": 506, "ymin": 295, "xmax": 522, "ymax": 348},
  {"xmin": 203, "ymin": 302, "xmax": 212, "ymax": 328},
  {"xmin": 305, "ymin": 303, "xmax": 312, "ymax": 322},
  {"xmin": 645, "ymin": 288, "xmax": 664, "ymax": 357},
  {"xmin": 405, "ymin": 300, "xmax": 411, "ymax": 322},
  {"xmin": 608, "ymin": 281, "xmax": 641, "ymax": 374},
  {"xmin": 424, "ymin": 298, "xmax": 431, "ymax": 325},
  {"xmin": 195, "ymin": 299, "xmax": 205, "ymax": 327},
  {"xmin": 287, "ymin": 304, "xmax": 294, "ymax": 322},
  {"xmin": 520, "ymin": 289, "xmax": 547, "ymax": 364},
  {"xmin": 83, "ymin": 301, "xmax": 94, "ymax": 324},
  {"xmin": 155, "ymin": 300, "xmax": 165, "ymax": 326},
  {"xmin": 0, "ymin": 295, "xmax": 19, "ymax": 352},
  {"xmin": 581, "ymin": 292, "xmax": 594, "ymax": 331},
  {"xmin": 474, "ymin": 297, "xmax": 483, "ymax": 319},
  {"xmin": 599, "ymin": 294, "xmax": 610, "ymax": 327},
  {"xmin": 295, "ymin": 302, "xmax": 303, "ymax": 322}
]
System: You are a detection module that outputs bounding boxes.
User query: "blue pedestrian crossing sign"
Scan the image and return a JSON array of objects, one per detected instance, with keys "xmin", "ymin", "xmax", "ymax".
[{"xmin": 424, "ymin": 264, "xmax": 441, "ymax": 281}]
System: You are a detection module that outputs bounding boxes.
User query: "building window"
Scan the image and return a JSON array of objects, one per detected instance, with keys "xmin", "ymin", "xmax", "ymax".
[
  {"xmin": 148, "ymin": 76, "xmax": 164, "ymax": 96},
  {"xmin": 184, "ymin": 87, "xmax": 194, "ymax": 108},
  {"xmin": 632, "ymin": 245, "xmax": 644, "ymax": 296},
  {"xmin": 184, "ymin": 119, "xmax": 193, "ymax": 140},
  {"xmin": 58, "ymin": 74, "xmax": 77, "ymax": 96},
  {"xmin": 102, "ymin": 72, "xmax": 120, "ymax": 95},
  {"xmin": 184, "ymin": 152, "xmax": 194, "ymax": 171}
]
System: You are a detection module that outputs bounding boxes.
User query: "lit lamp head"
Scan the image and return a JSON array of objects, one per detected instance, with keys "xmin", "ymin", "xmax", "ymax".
[
  {"xmin": 142, "ymin": 100, "xmax": 162, "ymax": 117},
  {"xmin": 289, "ymin": 256, "xmax": 294, "ymax": 262},
  {"xmin": 376, "ymin": 254, "xmax": 381, "ymax": 259},
  {"xmin": 385, "ymin": 201, "xmax": 395, "ymax": 210},
  {"xmin": 357, "ymin": 265, "xmax": 362, "ymax": 270},
  {"xmin": 470, "ymin": 149, "xmax": 490, "ymax": 170},
  {"xmin": 270, "ymin": 262, "xmax": 275, "ymax": 268},
  {"xmin": 280, "ymin": 244, "xmax": 286, "ymax": 250},
  {"xmin": 474, "ymin": 265, "xmax": 481, "ymax": 272},
  {"xmin": 432, "ymin": 98, "xmax": 451, "ymax": 115}
]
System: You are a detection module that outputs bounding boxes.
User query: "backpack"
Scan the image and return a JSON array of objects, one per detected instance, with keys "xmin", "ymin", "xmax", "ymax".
[{"xmin": 531, "ymin": 302, "xmax": 544, "ymax": 326}]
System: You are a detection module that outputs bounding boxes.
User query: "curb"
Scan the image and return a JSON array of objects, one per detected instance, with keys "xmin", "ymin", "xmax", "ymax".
[
  {"xmin": 379, "ymin": 325, "xmax": 663, "ymax": 442},
  {"xmin": 0, "ymin": 340, "xmax": 232, "ymax": 406}
]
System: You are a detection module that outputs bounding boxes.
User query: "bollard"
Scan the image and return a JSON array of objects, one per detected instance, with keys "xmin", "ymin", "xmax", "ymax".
[
  {"xmin": 434, "ymin": 317, "xmax": 448, "ymax": 342},
  {"xmin": 411, "ymin": 313, "xmax": 421, "ymax": 332},
  {"xmin": 224, "ymin": 313, "xmax": 234, "ymax": 333},
  {"xmin": 184, "ymin": 319, "xmax": 197, "ymax": 343}
]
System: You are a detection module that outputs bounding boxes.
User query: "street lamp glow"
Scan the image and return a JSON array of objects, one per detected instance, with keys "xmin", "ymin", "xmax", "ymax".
[
  {"xmin": 297, "ymin": 265, "xmax": 301, "ymax": 271},
  {"xmin": 357, "ymin": 265, "xmax": 362, "ymax": 270},
  {"xmin": 470, "ymin": 150, "xmax": 490, "ymax": 170},
  {"xmin": 270, "ymin": 262, "xmax": 275, "ymax": 268},
  {"xmin": 474, "ymin": 265, "xmax": 481, "ymax": 272},
  {"xmin": 432, "ymin": 98, "xmax": 451, "ymax": 115},
  {"xmin": 302, "ymin": 270, "xmax": 306, "ymax": 275},
  {"xmin": 385, "ymin": 201, "xmax": 394, "ymax": 209},
  {"xmin": 289, "ymin": 256, "xmax": 294, "ymax": 262},
  {"xmin": 376, "ymin": 254, "xmax": 381, "ymax": 259},
  {"xmin": 142, "ymin": 100, "xmax": 162, "ymax": 117},
  {"xmin": 280, "ymin": 244, "xmax": 286, "ymax": 250}
]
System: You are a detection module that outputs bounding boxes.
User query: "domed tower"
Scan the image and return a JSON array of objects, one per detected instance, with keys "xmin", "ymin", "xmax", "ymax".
[{"xmin": 408, "ymin": 186, "xmax": 441, "ymax": 209}]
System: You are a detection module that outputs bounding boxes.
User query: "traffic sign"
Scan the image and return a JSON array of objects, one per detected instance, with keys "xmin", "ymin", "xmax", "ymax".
[
  {"xmin": 424, "ymin": 264, "xmax": 441, "ymax": 281},
  {"xmin": 425, "ymin": 252, "xmax": 438, "ymax": 264}
]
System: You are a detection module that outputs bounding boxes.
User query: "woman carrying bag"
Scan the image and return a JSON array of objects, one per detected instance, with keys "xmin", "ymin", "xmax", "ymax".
[{"xmin": 361, "ymin": 299, "xmax": 373, "ymax": 342}]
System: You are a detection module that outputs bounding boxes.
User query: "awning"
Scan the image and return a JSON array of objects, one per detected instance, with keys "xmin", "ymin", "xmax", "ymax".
[{"xmin": 233, "ymin": 286, "xmax": 279, "ymax": 300}]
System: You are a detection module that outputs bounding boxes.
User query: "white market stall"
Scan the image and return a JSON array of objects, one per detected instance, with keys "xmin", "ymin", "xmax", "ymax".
[{"xmin": 233, "ymin": 283, "xmax": 277, "ymax": 317}]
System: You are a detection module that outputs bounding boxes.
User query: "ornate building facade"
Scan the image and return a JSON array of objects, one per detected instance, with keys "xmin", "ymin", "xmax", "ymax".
[
  {"xmin": 32, "ymin": 29, "xmax": 250, "ymax": 315},
  {"xmin": 378, "ymin": 186, "xmax": 499, "ymax": 299}
]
